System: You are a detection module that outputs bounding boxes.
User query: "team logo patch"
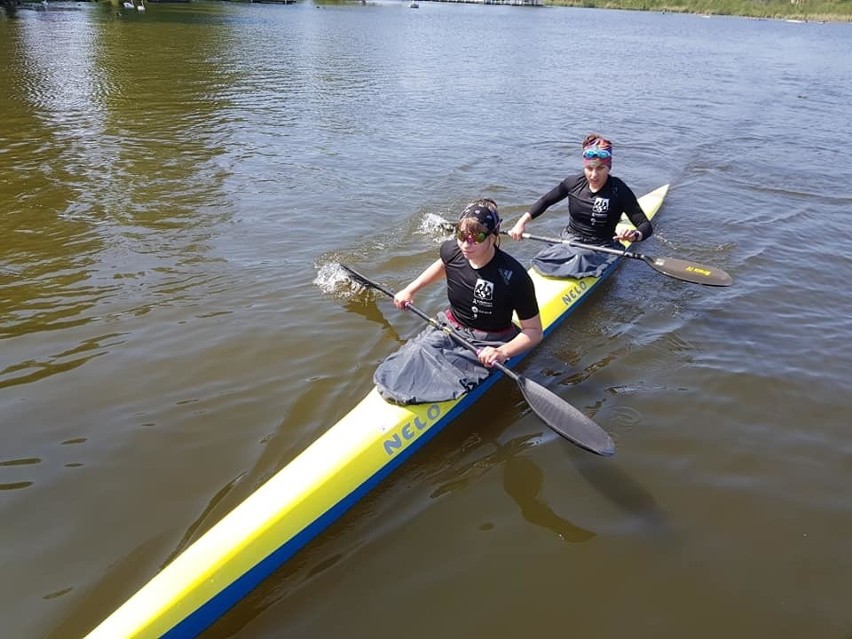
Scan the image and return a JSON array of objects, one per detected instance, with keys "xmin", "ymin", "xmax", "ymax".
[
  {"xmin": 474, "ymin": 278, "xmax": 494, "ymax": 302},
  {"xmin": 591, "ymin": 197, "xmax": 610, "ymax": 226}
]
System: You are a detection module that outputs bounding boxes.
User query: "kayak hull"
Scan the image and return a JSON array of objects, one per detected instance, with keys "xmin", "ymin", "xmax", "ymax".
[{"xmin": 85, "ymin": 184, "xmax": 669, "ymax": 639}]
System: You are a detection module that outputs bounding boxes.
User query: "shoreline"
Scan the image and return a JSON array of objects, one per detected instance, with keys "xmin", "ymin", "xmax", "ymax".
[{"xmin": 542, "ymin": 1, "xmax": 852, "ymax": 23}]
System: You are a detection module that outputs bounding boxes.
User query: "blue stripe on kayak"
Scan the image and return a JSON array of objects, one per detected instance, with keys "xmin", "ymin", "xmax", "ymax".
[{"xmin": 161, "ymin": 372, "xmax": 501, "ymax": 638}]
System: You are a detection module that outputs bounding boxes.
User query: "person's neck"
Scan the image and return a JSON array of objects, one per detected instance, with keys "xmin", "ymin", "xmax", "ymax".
[
  {"xmin": 588, "ymin": 175, "xmax": 609, "ymax": 194},
  {"xmin": 468, "ymin": 245, "xmax": 496, "ymax": 269}
]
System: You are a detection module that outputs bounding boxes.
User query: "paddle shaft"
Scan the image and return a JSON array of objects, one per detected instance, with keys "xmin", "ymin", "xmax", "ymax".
[
  {"xmin": 345, "ymin": 268, "xmax": 522, "ymax": 381},
  {"xmin": 505, "ymin": 231, "xmax": 733, "ymax": 287}
]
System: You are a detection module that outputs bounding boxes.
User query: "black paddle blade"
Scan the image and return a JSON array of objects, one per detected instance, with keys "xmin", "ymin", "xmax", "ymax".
[
  {"xmin": 516, "ymin": 376, "xmax": 615, "ymax": 456},
  {"xmin": 340, "ymin": 264, "xmax": 396, "ymax": 297},
  {"xmin": 641, "ymin": 255, "xmax": 733, "ymax": 287},
  {"xmin": 340, "ymin": 263, "xmax": 370, "ymax": 287}
]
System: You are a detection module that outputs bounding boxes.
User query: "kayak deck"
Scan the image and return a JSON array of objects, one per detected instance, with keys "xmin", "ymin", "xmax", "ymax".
[{"xmin": 84, "ymin": 184, "xmax": 669, "ymax": 639}]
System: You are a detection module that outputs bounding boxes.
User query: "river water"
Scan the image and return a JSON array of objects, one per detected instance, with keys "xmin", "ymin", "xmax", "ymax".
[{"xmin": 1, "ymin": 2, "xmax": 851, "ymax": 637}]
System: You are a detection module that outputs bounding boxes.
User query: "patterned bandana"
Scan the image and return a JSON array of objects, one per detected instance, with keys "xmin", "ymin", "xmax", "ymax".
[
  {"xmin": 582, "ymin": 138, "xmax": 613, "ymax": 167},
  {"xmin": 459, "ymin": 199, "xmax": 500, "ymax": 235}
]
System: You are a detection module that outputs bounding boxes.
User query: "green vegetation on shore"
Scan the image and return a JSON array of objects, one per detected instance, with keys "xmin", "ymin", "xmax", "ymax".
[
  {"xmin": 543, "ymin": 0, "xmax": 852, "ymax": 22},
  {"xmin": 6, "ymin": 0, "xmax": 850, "ymax": 21}
]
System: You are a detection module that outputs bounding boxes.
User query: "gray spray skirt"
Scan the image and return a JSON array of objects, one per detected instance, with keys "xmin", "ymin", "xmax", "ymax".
[
  {"xmin": 531, "ymin": 237, "xmax": 621, "ymax": 279},
  {"xmin": 374, "ymin": 311, "xmax": 519, "ymax": 405}
]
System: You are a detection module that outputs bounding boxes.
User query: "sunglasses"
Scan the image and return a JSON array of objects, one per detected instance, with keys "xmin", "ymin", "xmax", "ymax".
[
  {"xmin": 455, "ymin": 229, "xmax": 490, "ymax": 244},
  {"xmin": 582, "ymin": 148, "xmax": 612, "ymax": 160}
]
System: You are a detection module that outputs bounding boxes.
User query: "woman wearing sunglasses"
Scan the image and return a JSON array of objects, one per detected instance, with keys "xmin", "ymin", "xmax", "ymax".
[
  {"xmin": 507, "ymin": 133, "xmax": 654, "ymax": 279},
  {"xmin": 373, "ymin": 199, "xmax": 542, "ymax": 405}
]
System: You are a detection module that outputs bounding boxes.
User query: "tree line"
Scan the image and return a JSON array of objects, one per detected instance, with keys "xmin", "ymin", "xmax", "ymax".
[{"xmin": 543, "ymin": 0, "xmax": 851, "ymax": 22}]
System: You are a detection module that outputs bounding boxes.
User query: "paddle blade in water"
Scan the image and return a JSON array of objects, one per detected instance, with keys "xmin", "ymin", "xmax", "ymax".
[
  {"xmin": 641, "ymin": 255, "xmax": 733, "ymax": 287},
  {"xmin": 515, "ymin": 376, "xmax": 615, "ymax": 456}
]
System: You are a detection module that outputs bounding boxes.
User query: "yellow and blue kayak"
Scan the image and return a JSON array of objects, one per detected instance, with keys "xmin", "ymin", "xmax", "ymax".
[{"xmin": 84, "ymin": 184, "xmax": 669, "ymax": 638}]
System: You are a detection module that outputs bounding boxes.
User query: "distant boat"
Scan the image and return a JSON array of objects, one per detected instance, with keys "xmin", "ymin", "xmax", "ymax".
[{"xmin": 409, "ymin": 1, "xmax": 419, "ymax": 7}]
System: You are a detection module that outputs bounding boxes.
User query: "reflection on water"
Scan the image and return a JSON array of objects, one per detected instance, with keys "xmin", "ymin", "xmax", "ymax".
[
  {"xmin": 314, "ymin": 261, "xmax": 405, "ymax": 340},
  {"xmin": 0, "ymin": 2, "xmax": 237, "ymax": 392},
  {"xmin": 0, "ymin": 331, "xmax": 125, "ymax": 389},
  {"xmin": 0, "ymin": 480, "xmax": 34, "ymax": 491},
  {"xmin": 429, "ymin": 432, "xmax": 536, "ymax": 499},
  {"xmin": 503, "ymin": 454, "xmax": 596, "ymax": 543},
  {"xmin": 430, "ymin": 432, "xmax": 596, "ymax": 543},
  {"xmin": 342, "ymin": 298, "xmax": 403, "ymax": 344},
  {"xmin": 571, "ymin": 451, "xmax": 670, "ymax": 537}
]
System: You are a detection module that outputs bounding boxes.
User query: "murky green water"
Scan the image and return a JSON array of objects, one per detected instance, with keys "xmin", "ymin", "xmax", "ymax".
[{"xmin": 1, "ymin": 3, "xmax": 851, "ymax": 637}]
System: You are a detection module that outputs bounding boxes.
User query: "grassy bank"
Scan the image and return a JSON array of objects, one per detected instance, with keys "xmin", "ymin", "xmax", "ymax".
[{"xmin": 543, "ymin": 0, "xmax": 852, "ymax": 22}]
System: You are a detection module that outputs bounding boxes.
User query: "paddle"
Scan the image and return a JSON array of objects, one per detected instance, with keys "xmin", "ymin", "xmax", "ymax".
[
  {"xmin": 504, "ymin": 231, "xmax": 733, "ymax": 286},
  {"xmin": 340, "ymin": 264, "xmax": 615, "ymax": 457}
]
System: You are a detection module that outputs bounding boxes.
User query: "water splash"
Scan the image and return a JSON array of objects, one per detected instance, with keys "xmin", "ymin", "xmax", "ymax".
[
  {"xmin": 313, "ymin": 261, "xmax": 376, "ymax": 302},
  {"xmin": 419, "ymin": 213, "xmax": 454, "ymax": 242}
]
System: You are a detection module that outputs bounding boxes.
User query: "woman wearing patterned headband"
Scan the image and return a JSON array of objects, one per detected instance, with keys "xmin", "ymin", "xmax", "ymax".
[
  {"xmin": 508, "ymin": 133, "xmax": 654, "ymax": 279},
  {"xmin": 373, "ymin": 198, "xmax": 542, "ymax": 405}
]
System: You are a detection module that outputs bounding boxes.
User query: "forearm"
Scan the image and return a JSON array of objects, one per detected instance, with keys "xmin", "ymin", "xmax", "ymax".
[
  {"xmin": 634, "ymin": 220, "xmax": 652, "ymax": 240},
  {"xmin": 624, "ymin": 194, "xmax": 653, "ymax": 241},
  {"xmin": 499, "ymin": 316, "xmax": 543, "ymax": 360},
  {"xmin": 509, "ymin": 211, "xmax": 534, "ymax": 238},
  {"xmin": 477, "ymin": 315, "xmax": 542, "ymax": 367},
  {"xmin": 395, "ymin": 259, "xmax": 445, "ymax": 309}
]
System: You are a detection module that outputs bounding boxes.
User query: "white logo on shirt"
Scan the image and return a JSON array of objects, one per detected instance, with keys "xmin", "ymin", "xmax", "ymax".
[
  {"xmin": 474, "ymin": 278, "xmax": 494, "ymax": 302},
  {"xmin": 591, "ymin": 197, "xmax": 610, "ymax": 226}
]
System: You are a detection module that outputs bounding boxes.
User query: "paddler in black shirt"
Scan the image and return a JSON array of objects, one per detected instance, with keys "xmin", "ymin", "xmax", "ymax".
[
  {"xmin": 374, "ymin": 198, "xmax": 542, "ymax": 405},
  {"xmin": 508, "ymin": 133, "xmax": 654, "ymax": 279}
]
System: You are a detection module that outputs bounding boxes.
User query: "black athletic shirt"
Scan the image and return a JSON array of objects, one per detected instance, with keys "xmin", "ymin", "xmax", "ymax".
[
  {"xmin": 528, "ymin": 174, "xmax": 653, "ymax": 244},
  {"xmin": 439, "ymin": 241, "xmax": 539, "ymax": 331}
]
